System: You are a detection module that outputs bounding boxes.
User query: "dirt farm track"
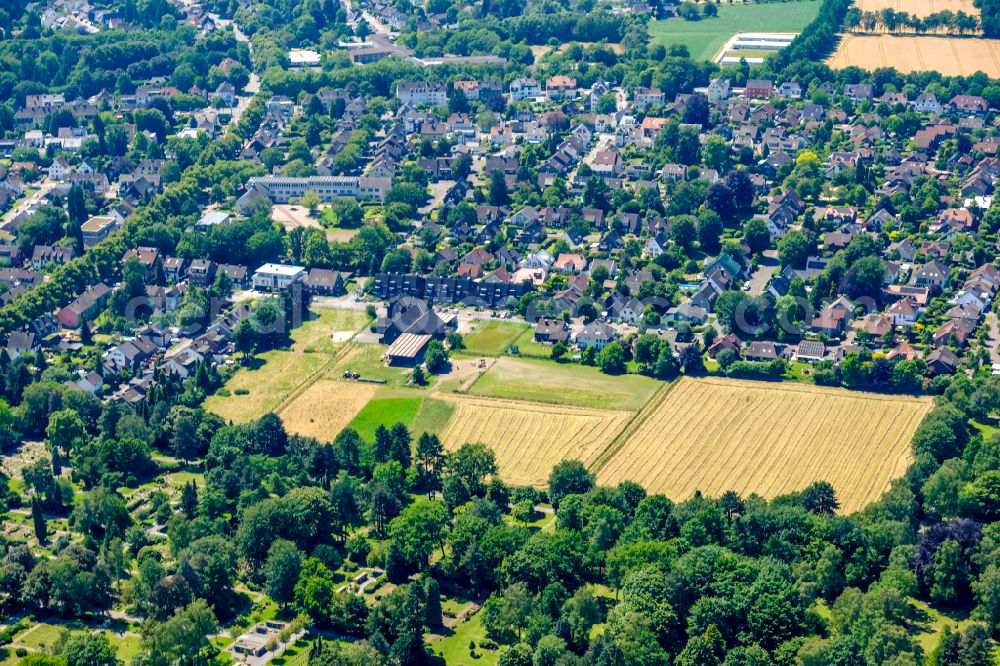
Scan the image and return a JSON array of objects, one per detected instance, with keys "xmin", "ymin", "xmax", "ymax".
[{"xmin": 829, "ymin": 34, "xmax": 1000, "ymax": 77}]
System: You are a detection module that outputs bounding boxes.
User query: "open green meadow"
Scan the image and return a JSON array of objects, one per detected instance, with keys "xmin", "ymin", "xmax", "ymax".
[
  {"xmin": 204, "ymin": 348, "xmax": 331, "ymax": 423},
  {"xmin": 291, "ymin": 309, "xmax": 370, "ymax": 353},
  {"xmin": 204, "ymin": 309, "xmax": 370, "ymax": 423},
  {"xmin": 17, "ymin": 623, "xmax": 66, "ymax": 651},
  {"xmin": 465, "ymin": 357, "xmax": 661, "ymax": 411},
  {"xmin": 428, "ymin": 611, "xmax": 499, "ymax": 666},
  {"xmin": 347, "ymin": 395, "xmax": 424, "ymax": 439},
  {"xmin": 409, "ymin": 397, "xmax": 456, "ymax": 436},
  {"xmin": 331, "ymin": 343, "xmax": 413, "ymax": 387},
  {"xmin": 509, "ymin": 325, "xmax": 557, "ymax": 358},
  {"xmin": 346, "ymin": 393, "xmax": 458, "ymax": 441},
  {"xmin": 648, "ymin": 1, "xmax": 821, "ymax": 61},
  {"xmin": 460, "ymin": 321, "xmax": 529, "ymax": 355}
]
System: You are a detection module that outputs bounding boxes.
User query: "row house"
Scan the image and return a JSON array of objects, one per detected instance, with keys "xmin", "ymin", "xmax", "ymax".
[
  {"xmin": 396, "ymin": 81, "xmax": 447, "ymax": 106},
  {"xmin": 57, "ymin": 283, "xmax": 111, "ymax": 329},
  {"xmin": 31, "ymin": 244, "xmax": 75, "ymax": 269}
]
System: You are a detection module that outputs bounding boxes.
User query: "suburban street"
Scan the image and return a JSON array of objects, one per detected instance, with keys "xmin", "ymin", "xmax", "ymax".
[
  {"xmin": 343, "ymin": 0, "xmax": 397, "ymax": 37},
  {"xmin": 747, "ymin": 249, "xmax": 780, "ymax": 295},
  {"xmin": 0, "ymin": 179, "xmax": 59, "ymax": 231},
  {"xmin": 985, "ymin": 311, "xmax": 1000, "ymax": 366}
]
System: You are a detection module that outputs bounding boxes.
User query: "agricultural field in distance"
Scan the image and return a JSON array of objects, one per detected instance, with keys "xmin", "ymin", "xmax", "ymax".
[
  {"xmin": 202, "ymin": 346, "xmax": 331, "ymax": 423},
  {"xmin": 278, "ymin": 351, "xmax": 456, "ymax": 440},
  {"xmin": 828, "ymin": 34, "xmax": 1000, "ymax": 77},
  {"xmin": 853, "ymin": 0, "xmax": 977, "ymax": 16},
  {"xmin": 647, "ymin": 0, "xmax": 820, "ymax": 60},
  {"xmin": 437, "ymin": 394, "xmax": 632, "ymax": 487},
  {"xmin": 594, "ymin": 377, "xmax": 932, "ymax": 513}
]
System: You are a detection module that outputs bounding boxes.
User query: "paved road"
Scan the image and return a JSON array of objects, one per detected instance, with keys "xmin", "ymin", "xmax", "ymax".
[
  {"xmin": 581, "ymin": 134, "xmax": 614, "ymax": 168},
  {"xmin": 985, "ymin": 311, "xmax": 1000, "ymax": 366},
  {"xmin": 206, "ymin": 12, "xmax": 260, "ymax": 128},
  {"xmin": 747, "ymin": 250, "xmax": 780, "ymax": 296},
  {"xmin": 342, "ymin": 0, "xmax": 397, "ymax": 37},
  {"xmin": 0, "ymin": 179, "xmax": 59, "ymax": 231}
]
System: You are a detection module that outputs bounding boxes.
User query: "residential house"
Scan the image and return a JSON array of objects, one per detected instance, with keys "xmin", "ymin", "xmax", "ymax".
[
  {"xmin": 795, "ymin": 339, "xmax": 826, "ymax": 362},
  {"xmin": 950, "ymin": 95, "xmax": 989, "ymax": 115},
  {"xmin": 555, "ymin": 253, "xmax": 587, "ymax": 274},
  {"xmin": 546, "ymin": 76, "xmax": 577, "ymax": 101},
  {"xmin": 57, "ymin": 283, "xmax": 111, "ymax": 329},
  {"xmin": 81, "ymin": 215, "xmax": 120, "ymax": 248},
  {"xmin": 217, "ymin": 264, "xmax": 250, "ymax": 289},
  {"xmin": 163, "ymin": 256, "xmax": 188, "ymax": 282},
  {"xmin": 534, "ymin": 318, "xmax": 570, "ymax": 343},
  {"xmin": 510, "ymin": 78, "xmax": 541, "ymax": 101},
  {"xmin": 707, "ymin": 78, "xmax": 730, "ymax": 104},
  {"xmin": 31, "ymin": 244, "xmax": 75, "ymax": 269},
  {"xmin": 926, "ymin": 347, "xmax": 959, "ymax": 374},
  {"xmin": 304, "ymin": 268, "xmax": 345, "ymax": 295},
  {"xmin": 188, "ymin": 259, "xmax": 216, "ymax": 286},
  {"xmin": 912, "ymin": 260, "xmax": 950, "ymax": 289},
  {"xmin": 104, "ymin": 336, "xmax": 157, "ymax": 373},
  {"xmin": 576, "ymin": 320, "xmax": 616, "ymax": 350},
  {"xmin": 745, "ymin": 79, "xmax": 773, "ymax": 100},
  {"xmin": 744, "ymin": 341, "xmax": 779, "ymax": 362},
  {"xmin": 252, "ymin": 263, "xmax": 306, "ymax": 291},
  {"xmin": 707, "ymin": 333, "xmax": 741, "ymax": 359},
  {"xmin": 633, "ymin": 87, "xmax": 665, "ymax": 110},
  {"xmin": 886, "ymin": 297, "xmax": 918, "ymax": 327},
  {"xmin": 6, "ymin": 331, "xmax": 37, "ymax": 359},
  {"xmin": 396, "ymin": 81, "xmax": 447, "ymax": 106},
  {"xmin": 776, "ymin": 81, "xmax": 802, "ymax": 99}
]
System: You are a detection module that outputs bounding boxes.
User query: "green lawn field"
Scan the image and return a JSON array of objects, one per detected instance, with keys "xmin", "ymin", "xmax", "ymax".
[
  {"xmin": 428, "ymin": 611, "xmax": 499, "ymax": 666},
  {"xmin": 346, "ymin": 393, "xmax": 457, "ymax": 440},
  {"xmin": 17, "ymin": 623, "xmax": 66, "ymax": 651},
  {"xmin": 510, "ymin": 326, "xmax": 555, "ymax": 359},
  {"xmin": 465, "ymin": 357, "xmax": 660, "ymax": 411},
  {"xmin": 409, "ymin": 397, "xmax": 457, "ymax": 436},
  {"xmin": 347, "ymin": 395, "xmax": 424, "ymax": 439},
  {"xmin": 648, "ymin": 1, "xmax": 821, "ymax": 61},
  {"xmin": 461, "ymin": 321, "xmax": 529, "ymax": 356}
]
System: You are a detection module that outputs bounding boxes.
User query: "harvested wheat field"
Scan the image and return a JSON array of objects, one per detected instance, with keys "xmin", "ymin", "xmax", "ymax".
[
  {"xmin": 278, "ymin": 379, "xmax": 377, "ymax": 440},
  {"xmin": 594, "ymin": 377, "xmax": 931, "ymax": 513},
  {"xmin": 853, "ymin": 0, "xmax": 977, "ymax": 16},
  {"xmin": 829, "ymin": 34, "xmax": 1000, "ymax": 77},
  {"xmin": 438, "ymin": 395, "xmax": 632, "ymax": 487}
]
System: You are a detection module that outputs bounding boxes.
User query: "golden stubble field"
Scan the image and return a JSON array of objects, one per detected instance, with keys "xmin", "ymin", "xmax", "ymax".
[
  {"xmin": 594, "ymin": 377, "xmax": 932, "ymax": 513},
  {"xmin": 278, "ymin": 379, "xmax": 378, "ymax": 440},
  {"xmin": 212, "ymin": 314, "xmax": 934, "ymax": 514},
  {"xmin": 437, "ymin": 394, "xmax": 633, "ymax": 487},
  {"xmin": 829, "ymin": 34, "xmax": 1000, "ymax": 77}
]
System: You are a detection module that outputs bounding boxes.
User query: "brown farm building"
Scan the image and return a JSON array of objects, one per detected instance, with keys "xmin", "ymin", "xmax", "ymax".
[{"xmin": 386, "ymin": 333, "xmax": 432, "ymax": 366}]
